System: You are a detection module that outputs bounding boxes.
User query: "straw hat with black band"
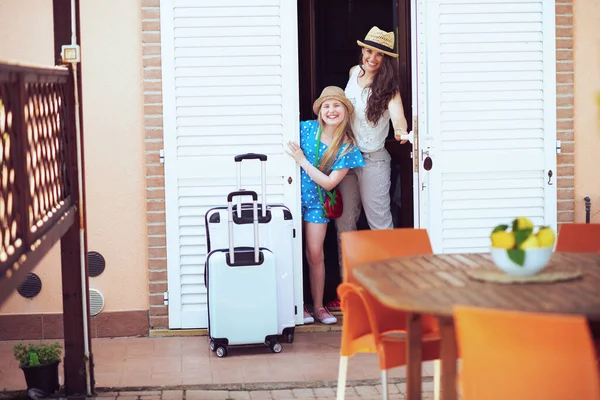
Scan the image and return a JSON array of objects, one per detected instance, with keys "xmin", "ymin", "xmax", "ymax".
[
  {"xmin": 312, "ymin": 86, "xmax": 354, "ymax": 116},
  {"xmin": 357, "ymin": 26, "xmax": 398, "ymax": 58}
]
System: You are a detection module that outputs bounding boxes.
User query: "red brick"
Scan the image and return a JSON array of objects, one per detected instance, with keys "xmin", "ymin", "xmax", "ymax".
[
  {"xmin": 557, "ymin": 190, "xmax": 574, "ymax": 200},
  {"xmin": 143, "ymin": 67, "xmax": 163, "ymax": 79},
  {"xmin": 149, "ymin": 258, "xmax": 167, "ymax": 269},
  {"xmin": 555, "ymin": 62, "xmax": 573, "ymax": 73},
  {"xmin": 555, "ymin": 5, "xmax": 573, "ymax": 15},
  {"xmin": 557, "ymin": 153, "xmax": 574, "ymax": 165},
  {"xmin": 148, "ymin": 236, "xmax": 167, "ymax": 248},
  {"xmin": 144, "ymin": 94, "xmax": 163, "ymax": 104},
  {"xmin": 556, "ymin": 15, "xmax": 573, "ymax": 26},
  {"xmin": 144, "ymin": 105, "xmax": 164, "ymax": 115},
  {"xmin": 556, "ymin": 84, "xmax": 574, "ymax": 95},
  {"xmin": 146, "ymin": 165, "xmax": 165, "ymax": 176},
  {"xmin": 558, "ymin": 211, "xmax": 575, "ymax": 223},
  {"xmin": 142, "ymin": 0, "xmax": 160, "ymax": 6},
  {"xmin": 149, "ymin": 269, "xmax": 168, "ymax": 281},
  {"xmin": 145, "ymin": 140, "xmax": 164, "ymax": 151},
  {"xmin": 146, "ymin": 201, "xmax": 166, "ymax": 212},
  {"xmin": 560, "ymin": 142, "xmax": 574, "ymax": 153},
  {"xmin": 557, "ymin": 177, "xmax": 574, "ymax": 189},
  {"xmin": 556, "ymin": 50, "xmax": 572, "ymax": 61},
  {"xmin": 150, "ymin": 282, "xmax": 168, "ymax": 293},
  {"xmin": 557, "ymin": 165, "xmax": 574, "ymax": 176},
  {"xmin": 557, "ymin": 201, "xmax": 575, "ymax": 211},
  {"xmin": 145, "ymin": 128, "xmax": 164, "ymax": 140},
  {"xmin": 149, "ymin": 294, "xmax": 164, "ymax": 306},
  {"xmin": 556, "ymin": 96, "xmax": 573, "ymax": 107},
  {"xmin": 147, "ymin": 212, "xmax": 166, "ymax": 223},
  {"xmin": 141, "ymin": 8, "xmax": 160, "ymax": 20},
  {"xmin": 144, "ymin": 116, "xmax": 163, "ymax": 128},
  {"xmin": 146, "ymin": 177, "xmax": 165, "ymax": 189},
  {"xmin": 557, "ymin": 131, "xmax": 574, "ymax": 141},
  {"xmin": 556, "ymin": 108, "xmax": 574, "ymax": 119},
  {"xmin": 142, "ymin": 21, "xmax": 161, "ymax": 31},
  {"xmin": 150, "ymin": 306, "xmax": 169, "ymax": 317},
  {"xmin": 150, "ymin": 316, "xmax": 168, "ymax": 329},
  {"xmin": 556, "ymin": 120, "xmax": 574, "ymax": 130},
  {"xmin": 556, "ymin": 73, "xmax": 573, "ymax": 83},
  {"xmin": 147, "ymin": 225, "xmax": 166, "ymax": 235},
  {"xmin": 143, "ymin": 57, "xmax": 162, "ymax": 68},
  {"xmin": 556, "ymin": 38, "xmax": 573, "ymax": 49},
  {"xmin": 147, "ymin": 189, "xmax": 166, "ymax": 200},
  {"xmin": 143, "ymin": 32, "xmax": 161, "ymax": 44},
  {"xmin": 144, "ymin": 81, "xmax": 163, "ymax": 92},
  {"xmin": 146, "ymin": 153, "xmax": 161, "ymax": 164}
]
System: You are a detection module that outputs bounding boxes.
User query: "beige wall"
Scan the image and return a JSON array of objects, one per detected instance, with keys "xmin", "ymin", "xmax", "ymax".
[
  {"xmin": 573, "ymin": 0, "xmax": 600, "ymax": 223},
  {"xmin": 0, "ymin": 0, "xmax": 54, "ymax": 65},
  {"xmin": 0, "ymin": 0, "xmax": 149, "ymax": 314}
]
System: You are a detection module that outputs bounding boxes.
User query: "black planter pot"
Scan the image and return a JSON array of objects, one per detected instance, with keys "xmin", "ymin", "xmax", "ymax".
[{"xmin": 21, "ymin": 361, "xmax": 60, "ymax": 394}]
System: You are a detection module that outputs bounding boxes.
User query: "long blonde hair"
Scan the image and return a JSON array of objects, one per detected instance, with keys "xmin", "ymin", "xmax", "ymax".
[{"xmin": 316, "ymin": 109, "xmax": 358, "ymax": 174}]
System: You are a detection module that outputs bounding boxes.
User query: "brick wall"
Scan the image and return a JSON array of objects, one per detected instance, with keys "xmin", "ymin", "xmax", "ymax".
[
  {"xmin": 140, "ymin": 1, "xmax": 576, "ymax": 330},
  {"xmin": 142, "ymin": 0, "xmax": 168, "ymax": 329},
  {"xmin": 555, "ymin": 0, "xmax": 575, "ymax": 225}
]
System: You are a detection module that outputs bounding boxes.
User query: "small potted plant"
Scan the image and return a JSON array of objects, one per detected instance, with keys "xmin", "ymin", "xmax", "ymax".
[{"xmin": 13, "ymin": 341, "xmax": 62, "ymax": 394}]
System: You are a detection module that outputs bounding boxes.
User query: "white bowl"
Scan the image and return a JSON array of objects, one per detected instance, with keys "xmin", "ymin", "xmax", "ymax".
[{"xmin": 490, "ymin": 247, "xmax": 553, "ymax": 277}]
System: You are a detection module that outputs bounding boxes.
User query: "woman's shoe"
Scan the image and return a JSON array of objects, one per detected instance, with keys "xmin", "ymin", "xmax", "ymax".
[
  {"xmin": 326, "ymin": 298, "xmax": 341, "ymax": 312},
  {"xmin": 314, "ymin": 307, "xmax": 337, "ymax": 325},
  {"xmin": 303, "ymin": 306, "xmax": 314, "ymax": 324}
]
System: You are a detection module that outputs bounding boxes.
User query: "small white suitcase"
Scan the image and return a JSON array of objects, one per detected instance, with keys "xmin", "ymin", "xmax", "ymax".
[
  {"xmin": 205, "ymin": 153, "xmax": 296, "ymax": 342},
  {"xmin": 205, "ymin": 190, "xmax": 282, "ymax": 357}
]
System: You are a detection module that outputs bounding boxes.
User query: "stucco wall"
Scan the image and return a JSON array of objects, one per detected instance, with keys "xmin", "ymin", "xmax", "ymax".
[
  {"xmin": 573, "ymin": 0, "xmax": 600, "ymax": 223},
  {"xmin": 0, "ymin": 0, "xmax": 149, "ymax": 316}
]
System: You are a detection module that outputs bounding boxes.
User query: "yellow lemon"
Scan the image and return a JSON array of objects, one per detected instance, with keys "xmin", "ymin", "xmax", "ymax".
[
  {"xmin": 491, "ymin": 231, "xmax": 515, "ymax": 249},
  {"xmin": 537, "ymin": 226, "xmax": 555, "ymax": 248},
  {"xmin": 515, "ymin": 216, "xmax": 534, "ymax": 231},
  {"xmin": 520, "ymin": 235, "xmax": 539, "ymax": 249}
]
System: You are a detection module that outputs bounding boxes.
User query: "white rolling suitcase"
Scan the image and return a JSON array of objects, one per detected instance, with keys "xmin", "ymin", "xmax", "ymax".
[
  {"xmin": 204, "ymin": 153, "xmax": 296, "ymax": 342},
  {"xmin": 205, "ymin": 190, "xmax": 282, "ymax": 357}
]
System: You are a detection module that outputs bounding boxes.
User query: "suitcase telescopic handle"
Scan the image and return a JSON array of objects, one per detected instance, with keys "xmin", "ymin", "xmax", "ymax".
[
  {"xmin": 227, "ymin": 191, "xmax": 259, "ymax": 264},
  {"xmin": 234, "ymin": 153, "xmax": 267, "ymax": 219},
  {"xmin": 234, "ymin": 153, "xmax": 268, "ymax": 162},
  {"xmin": 227, "ymin": 190, "xmax": 258, "ymax": 203}
]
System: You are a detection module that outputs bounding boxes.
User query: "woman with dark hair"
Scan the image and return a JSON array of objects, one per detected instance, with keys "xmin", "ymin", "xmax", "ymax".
[{"xmin": 330, "ymin": 26, "xmax": 409, "ymax": 311}]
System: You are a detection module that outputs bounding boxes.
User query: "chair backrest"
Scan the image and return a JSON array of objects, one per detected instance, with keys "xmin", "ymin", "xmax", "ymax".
[
  {"xmin": 341, "ymin": 228, "xmax": 433, "ymax": 284},
  {"xmin": 454, "ymin": 306, "xmax": 600, "ymax": 400},
  {"xmin": 556, "ymin": 223, "xmax": 600, "ymax": 253},
  {"xmin": 340, "ymin": 228, "xmax": 436, "ymax": 335}
]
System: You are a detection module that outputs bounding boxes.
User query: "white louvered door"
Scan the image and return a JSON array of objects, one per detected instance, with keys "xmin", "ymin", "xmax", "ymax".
[
  {"xmin": 415, "ymin": 0, "xmax": 557, "ymax": 253},
  {"xmin": 160, "ymin": 0, "xmax": 301, "ymax": 328}
]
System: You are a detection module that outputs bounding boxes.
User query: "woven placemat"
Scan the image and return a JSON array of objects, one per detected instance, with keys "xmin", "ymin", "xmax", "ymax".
[{"xmin": 466, "ymin": 270, "xmax": 582, "ymax": 284}]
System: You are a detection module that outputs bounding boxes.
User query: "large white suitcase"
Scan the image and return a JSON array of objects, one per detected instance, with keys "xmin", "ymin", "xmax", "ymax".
[
  {"xmin": 205, "ymin": 190, "xmax": 282, "ymax": 357},
  {"xmin": 205, "ymin": 153, "xmax": 296, "ymax": 342}
]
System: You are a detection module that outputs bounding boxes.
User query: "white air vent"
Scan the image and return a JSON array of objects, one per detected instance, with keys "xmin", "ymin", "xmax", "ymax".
[{"xmin": 89, "ymin": 288, "xmax": 105, "ymax": 316}]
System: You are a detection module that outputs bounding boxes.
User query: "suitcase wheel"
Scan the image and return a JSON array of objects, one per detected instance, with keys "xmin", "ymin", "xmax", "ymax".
[
  {"xmin": 209, "ymin": 340, "xmax": 216, "ymax": 352},
  {"xmin": 285, "ymin": 332, "xmax": 294, "ymax": 343},
  {"xmin": 270, "ymin": 342, "xmax": 283, "ymax": 354},
  {"xmin": 216, "ymin": 346, "xmax": 228, "ymax": 358}
]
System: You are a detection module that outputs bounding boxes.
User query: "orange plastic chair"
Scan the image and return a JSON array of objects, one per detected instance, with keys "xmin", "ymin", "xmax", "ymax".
[
  {"xmin": 336, "ymin": 228, "xmax": 440, "ymax": 400},
  {"xmin": 555, "ymin": 223, "xmax": 600, "ymax": 253},
  {"xmin": 454, "ymin": 306, "xmax": 600, "ymax": 400}
]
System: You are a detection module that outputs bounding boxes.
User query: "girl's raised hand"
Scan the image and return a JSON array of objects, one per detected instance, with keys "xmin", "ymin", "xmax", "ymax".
[{"xmin": 286, "ymin": 141, "xmax": 308, "ymax": 165}]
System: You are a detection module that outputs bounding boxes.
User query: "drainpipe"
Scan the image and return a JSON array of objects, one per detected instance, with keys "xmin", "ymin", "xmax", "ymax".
[
  {"xmin": 584, "ymin": 197, "xmax": 591, "ymax": 224},
  {"xmin": 61, "ymin": 0, "xmax": 91, "ymax": 395}
]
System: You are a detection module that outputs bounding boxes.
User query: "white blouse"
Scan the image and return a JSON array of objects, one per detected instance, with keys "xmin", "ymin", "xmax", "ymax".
[{"xmin": 344, "ymin": 66, "xmax": 391, "ymax": 153}]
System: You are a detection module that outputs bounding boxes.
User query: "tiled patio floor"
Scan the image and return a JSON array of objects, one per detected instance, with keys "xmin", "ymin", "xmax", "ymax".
[{"xmin": 0, "ymin": 332, "xmax": 436, "ymax": 394}]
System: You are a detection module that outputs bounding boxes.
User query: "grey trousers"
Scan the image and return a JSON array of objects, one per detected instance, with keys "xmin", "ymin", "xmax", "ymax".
[{"xmin": 335, "ymin": 148, "xmax": 393, "ymax": 274}]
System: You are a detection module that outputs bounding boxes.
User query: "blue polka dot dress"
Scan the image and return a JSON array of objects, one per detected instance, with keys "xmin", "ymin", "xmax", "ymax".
[{"xmin": 299, "ymin": 120, "xmax": 365, "ymax": 224}]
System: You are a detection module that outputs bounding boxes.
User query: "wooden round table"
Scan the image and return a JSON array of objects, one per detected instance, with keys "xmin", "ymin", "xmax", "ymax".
[{"xmin": 353, "ymin": 252, "xmax": 600, "ymax": 400}]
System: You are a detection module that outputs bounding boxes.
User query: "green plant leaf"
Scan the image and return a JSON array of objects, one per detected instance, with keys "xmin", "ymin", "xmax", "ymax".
[
  {"xmin": 514, "ymin": 228, "xmax": 533, "ymax": 247},
  {"xmin": 512, "ymin": 218, "xmax": 519, "ymax": 232},
  {"xmin": 492, "ymin": 224, "xmax": 509, "ymax": 234},
  {"xmin": 507, "ymin": 249, "xmax": 525, "ymax": 266}
]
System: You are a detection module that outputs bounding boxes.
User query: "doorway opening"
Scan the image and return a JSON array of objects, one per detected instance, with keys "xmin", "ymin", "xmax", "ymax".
[{"xmin": 297, "ymin": 0, "xmax": 414, "ymax": 306}]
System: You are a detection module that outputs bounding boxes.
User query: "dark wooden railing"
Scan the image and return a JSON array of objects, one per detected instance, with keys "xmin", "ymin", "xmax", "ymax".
[
  {"xmin": 0, "ymin": 61, "xmax": 92, "ymax": 396},
  {"xmin": 0, "ymin": 63, "xmax": 77, "ymax": 302}
]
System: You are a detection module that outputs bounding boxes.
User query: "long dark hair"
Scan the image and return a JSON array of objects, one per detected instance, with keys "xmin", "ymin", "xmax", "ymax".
[{"xmin": 359, "ymin": 53, "xmax": 401, "ymax": 125}]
